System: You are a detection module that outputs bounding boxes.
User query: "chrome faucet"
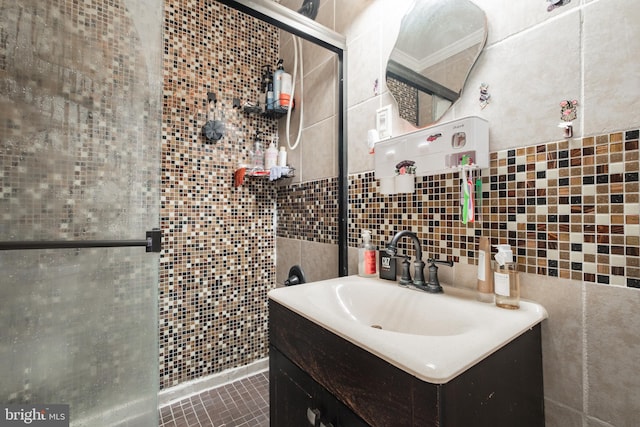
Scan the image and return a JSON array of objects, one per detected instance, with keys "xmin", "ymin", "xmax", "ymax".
[{"xmin": 385, "ymin": 231, "xmax": 426, "ymax": 288}]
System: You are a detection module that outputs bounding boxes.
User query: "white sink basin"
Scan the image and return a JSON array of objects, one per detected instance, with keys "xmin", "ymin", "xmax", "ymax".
[{"xmin": 268, "ymin": 275, "xmax": 548, "ymax": 383}]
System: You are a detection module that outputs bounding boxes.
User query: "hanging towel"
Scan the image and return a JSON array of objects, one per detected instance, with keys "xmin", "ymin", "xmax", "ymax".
[{"xmin": 269, "ymin": 166, "xmax": 291, "ymax": 181}]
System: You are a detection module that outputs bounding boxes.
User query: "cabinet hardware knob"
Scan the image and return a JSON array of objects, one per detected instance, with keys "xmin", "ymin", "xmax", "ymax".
[{"xmin": 306, "ymin": 407, "xmax": 321, "ymax": 426}]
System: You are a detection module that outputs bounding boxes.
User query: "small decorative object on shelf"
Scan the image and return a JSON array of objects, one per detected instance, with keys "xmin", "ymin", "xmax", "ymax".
[
  {"xmin": 479, "ymin": 83, "xmax": 491, "ymax": 109},
  {"xmin": 547, "ymin": 0, "xmax": 571, "ymax": 12},
  {"xmin": 395, "ymin": 160, "xmax": 416, "ymax": 176}
]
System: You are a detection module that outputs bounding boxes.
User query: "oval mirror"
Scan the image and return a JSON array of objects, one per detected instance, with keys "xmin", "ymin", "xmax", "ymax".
[{"xmin": 386, "ymin": 0, "xmax": 487, "ymax": 128}]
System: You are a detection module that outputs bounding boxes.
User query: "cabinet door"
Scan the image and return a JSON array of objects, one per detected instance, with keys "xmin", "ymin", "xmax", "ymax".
[
  {"xmin": 270, "ymin": 347, "xmax": 370, "ymax": 427},
  {"xmin": 270, "ymin": 347, "xmax": 314, "ymax": 426}
]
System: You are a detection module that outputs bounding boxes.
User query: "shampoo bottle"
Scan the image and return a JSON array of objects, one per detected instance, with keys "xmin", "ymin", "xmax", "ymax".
[
  {"xmin": 493, "ymin": 244, "xmax": 520, "ymax": 309},
  {"xmin": 476, "ymin": 236, "xmax": 494, "ymax": 303},
  {"xmin": 279, "ymin": 71, "xmax": 292, "ymax": 110},
  {"xmin": 358, "ymin": 230, "xmax": 377, "ymax": 277},
  {"xmin": 262, "ymin": 65, "xmax": 273, "ymax": 112},
  {"xmin": 273, "ymin": 59, "xmax": 284, "ymax": 109}
]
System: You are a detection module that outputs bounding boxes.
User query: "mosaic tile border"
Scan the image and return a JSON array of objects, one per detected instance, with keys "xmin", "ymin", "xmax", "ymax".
[
  {"xmin": 276, "ymin": 177, "xmax": 339, "ymax": 244},
  {"xmin": 348, "ymin": 129, "xmax": 640, "ymax": 288}
]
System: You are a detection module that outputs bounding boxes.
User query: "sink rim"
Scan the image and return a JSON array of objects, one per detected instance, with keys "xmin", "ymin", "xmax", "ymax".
[{"xmin": 268, "ymin": 275, "xmax": 548, "ymax": 384}]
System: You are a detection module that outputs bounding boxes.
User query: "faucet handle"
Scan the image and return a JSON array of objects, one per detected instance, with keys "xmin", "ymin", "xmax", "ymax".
[
  {"xmin": 398, "ymin": 255, "xmax": 412, "ymax": 286},
  {"xmin": 428, "ymin": 258, "xmax": 454, "ymax": 268},
  {"xmin": 424, "ymin": 258, "xmax": 454, "ymax": 293}
]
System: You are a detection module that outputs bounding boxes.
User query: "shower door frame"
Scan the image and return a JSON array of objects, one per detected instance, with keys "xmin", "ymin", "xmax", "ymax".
[{"xmin": 215, "ymin": 0, "xmax": 349, "ymax": 277}]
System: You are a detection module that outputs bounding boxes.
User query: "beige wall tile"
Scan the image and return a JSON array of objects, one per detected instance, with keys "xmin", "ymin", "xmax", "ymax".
[
  {"xmin": 521, "ymin": 274, "xmax": 585, "ymax": 411},
  {"xmin": 452, "ymin": 10, "xmax": 582, "ymax": 150},
  {"xmin": 583, "ymin": 0, "xmax": 640, "ymax": 135},
  {"xmin": 585, "ymin": 283, "xmax": 640, "ymax": 426},
  {"xmin": 544, "ymin": 399, "xmax": 584, "ymax": 427},
  {"xmin": 301, "ymin": 240, "xmax": 339, "ymax": 282},
  {"xmin": 276, "ymin": 237, "xmax": 302, "ymax": 286},
  {"xmin": 301, "ymin": 117, "xmax": 337, "ymax": 181}
]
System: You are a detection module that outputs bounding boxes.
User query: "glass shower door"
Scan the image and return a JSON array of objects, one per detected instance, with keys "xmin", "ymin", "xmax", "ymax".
[{"xmin": 0, "ymin": 0, "xmax": 163, "ymax": 425}]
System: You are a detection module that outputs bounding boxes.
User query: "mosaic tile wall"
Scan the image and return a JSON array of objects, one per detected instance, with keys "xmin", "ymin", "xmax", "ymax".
[
  {"xmin": 386, "ymin": 77, "xmax": 418, "ymax": 127},
  {"xmin": 276, "ymin": 178, "xmax": 339, "ymax": 244},
  {"xmin": 0, "ymin": 0, "xmax": 162, "ymax": 423},
  {"xmin": 160, "ymin": 1, "xmax": 280, "ymax": 389},
  {"xmin": 347, "ymin": 129, "xmax": 640, "ymax": 288}
]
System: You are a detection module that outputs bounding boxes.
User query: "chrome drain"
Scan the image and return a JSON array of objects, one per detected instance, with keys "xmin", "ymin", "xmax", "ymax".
[{"xmin": 370, "ymin": 324, "xmax": 383, "ymax": 330}]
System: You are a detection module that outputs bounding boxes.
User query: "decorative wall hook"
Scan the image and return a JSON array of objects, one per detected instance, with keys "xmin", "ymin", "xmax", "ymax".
[
  {"xmin": 558, "ymin": 99, "xmax": 578, "ymax": 138},
  {"xmin": 479, "ymin": 83, "xmax": 491, "ymax": 109},
  {"xmin": 547, "ymin": 0, "xmax": 571, "ymax": 12},
  {"xmin": 560, "ymin": 99, "xmax": 578, "ymax": 121}
]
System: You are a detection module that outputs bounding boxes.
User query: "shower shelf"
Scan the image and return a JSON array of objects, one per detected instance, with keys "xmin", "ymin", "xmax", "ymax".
[
  {"xmin": 242, "ymin": 105, "xmax": 291, "ymax": 119},
  {"xmin": 234, "ymin": 167, "xmax": 295, "ymax": 187}
]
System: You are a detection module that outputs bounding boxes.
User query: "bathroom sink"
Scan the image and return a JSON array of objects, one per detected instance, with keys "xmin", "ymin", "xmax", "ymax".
[
  {"xmin": 268, "ymin": 275, "xmax": 548, "ymax": 383},
  {"xmin": 320, "ymin": 279, "xmax": 474, "ymax": 336}
]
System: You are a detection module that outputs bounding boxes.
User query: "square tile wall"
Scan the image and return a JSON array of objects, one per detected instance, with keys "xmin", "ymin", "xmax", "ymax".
[
  {"xmin": 161, "ymin": 2, "xmax": 280, "ymax": 389},
  {"xmin": 276, "ymin": 177, "xmax": 339, "ymax": 244},
  {"xmin": 348, "ymin": 129, "xmax": 640, "ymax": 289}
]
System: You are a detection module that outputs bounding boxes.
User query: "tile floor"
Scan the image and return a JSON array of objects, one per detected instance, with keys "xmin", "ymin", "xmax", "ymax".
[{"xmin": 159, "ymin": 371, "xmax": 269, "ymax": 427}]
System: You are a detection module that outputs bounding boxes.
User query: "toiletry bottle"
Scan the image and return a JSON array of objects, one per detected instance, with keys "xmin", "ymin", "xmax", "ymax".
[
  {"xmin": 358, "ymin": 230, "xmax": 377, "ymax": 277},
  {"xmin": 273, "ymin": 59, "xmax": 284, "ymax": 110},
  {"xmin": 265, "ymin": 65, "xmax": 274, "ymax": 112},
  {"xmin": 278, "ymin": 145, "xmax": 287, "ymax": 167},
  {"xmin": 493, "ymin": 244, "xmax": 520, "ymax": 309},
  {"xmin": 254, "ymin": 140, "xmax": 264, "ymax": 171},
  {"xmin": 264, "ymin": 140, "xmax": 278, "ymax": 170},
  {"xmin": 279, "ymin": 70, "xmax": 292, "ymax": 110},
  {"xmin": 476, "ymin": 236, "xmax": 494, "ymax": 303}
]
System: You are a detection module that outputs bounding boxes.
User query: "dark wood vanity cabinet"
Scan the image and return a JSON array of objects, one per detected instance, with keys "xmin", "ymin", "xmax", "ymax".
[{"xmin": 269, "ymin": 300, "xmax": 545, "ymax": 427}]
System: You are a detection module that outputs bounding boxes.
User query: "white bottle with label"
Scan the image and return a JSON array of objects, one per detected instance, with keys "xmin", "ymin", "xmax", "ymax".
[
  {"xmin": 264, "ymin": 141, "xmax": 278, "ymax": 170},
  {"xmin": 493, "ymin": 244, "xmax": 520, "ymax": 309},
  {"xmin": 278, "ymin": 146, "xmax": 287, "ymax": 167},
  {"xmin": 358, "ymin": 230, "xmax": 377, "ymax": 277}
]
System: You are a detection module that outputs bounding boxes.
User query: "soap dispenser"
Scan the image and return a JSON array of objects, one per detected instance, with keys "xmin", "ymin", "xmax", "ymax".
[
  {"xmin": 253, "ymin": 140, "xmax": 264, "ymax": 171},
  {"xmin": 493, "ymin": 244, "xmax": 520, "ymax": 309},
  {"xmin": 358, "ymin": 230, "xmax": 377, "ymax": 277}
]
